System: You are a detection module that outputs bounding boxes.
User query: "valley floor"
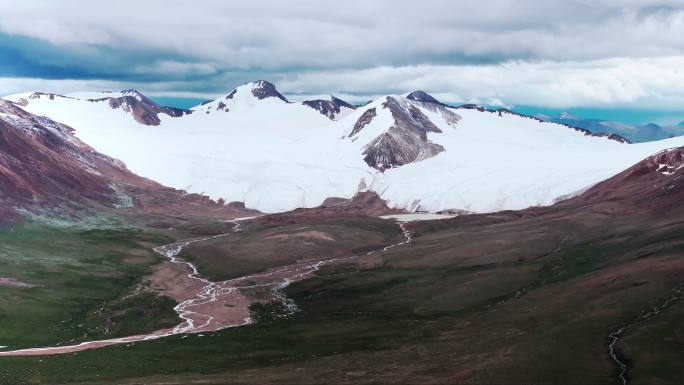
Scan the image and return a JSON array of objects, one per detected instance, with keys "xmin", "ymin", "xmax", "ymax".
[{"xmin": 0, "ymin": 204, "xmax": 683, "ymax": 385}]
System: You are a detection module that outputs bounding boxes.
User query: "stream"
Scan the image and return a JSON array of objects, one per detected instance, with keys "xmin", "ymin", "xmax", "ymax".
[{"xmin": 0, "ymin": 220, "xmax": 411, "ymax": 356}]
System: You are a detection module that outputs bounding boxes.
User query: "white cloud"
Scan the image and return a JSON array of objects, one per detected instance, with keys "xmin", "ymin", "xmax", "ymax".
[
  {"xmin": 2, "ymin": 0, "xmax": 684, "ymax": 67},
  {"xmin": 0, "ymin": 78, "xmax": 131, "ymax": 97},
  {"xmin": 131, "ymin": 61, "xmax": 220, "ymax": 76},
  {"xmin": 278, "ymin": 56, "xmax": 684, "ymax": 109},
  {"xmin": 2, "ymin": 0, "xmax": 684, "ymax": 109},
  {"xmin": 4, "ymin": 56, "xmax": 684, "ymax": 109},
  {"xmin": 0, "ymin": 77, "xmax": 220, "ymax": 99}
]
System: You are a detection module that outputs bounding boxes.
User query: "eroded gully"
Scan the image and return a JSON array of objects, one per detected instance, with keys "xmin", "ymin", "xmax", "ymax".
[{"xmin": 607, "ymin": 283, "xmax": 684, "ymax": 385}]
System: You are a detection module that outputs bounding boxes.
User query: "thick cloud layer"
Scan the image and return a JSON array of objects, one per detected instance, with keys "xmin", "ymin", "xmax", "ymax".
[{"xmin": 1, "ymin": 0, "xmax": 684, "ymax": 108}]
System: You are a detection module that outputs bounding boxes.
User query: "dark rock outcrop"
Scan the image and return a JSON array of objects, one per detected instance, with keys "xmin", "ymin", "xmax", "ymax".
[
  {"xmin": 249, "ymin": 80, "xmax": 289, "ymax": 102},
  {"xmin": 303, "ymin": 96, "xmax": 356, "ymax": 120},
  {"xmin": 349, "ymin": 108, "xmax": 377, "ymax": 137},
  {"xmin": 406, "ymin": 91, "xmax": 447, "ymax": 106},
  {"xmin": 91, "ymin": 90, "xmax": 190, "ymax": 126}
]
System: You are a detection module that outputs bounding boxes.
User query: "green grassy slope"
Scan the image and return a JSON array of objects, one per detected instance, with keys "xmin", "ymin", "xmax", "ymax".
[{"xmin": 0, "ymin": 225, "xmax": 179, "ymax": 351}]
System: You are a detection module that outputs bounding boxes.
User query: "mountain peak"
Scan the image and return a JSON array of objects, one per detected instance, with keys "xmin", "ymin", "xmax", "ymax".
[
  {"xmin": 116, "ymin": 89, "xmax": 159, "ymax": 106},
  {"xmin": 96, "ymin": 89, "xmax": 188, "ymax": 125},
  {"xmin": 350, "ymin": 96, "xmax": 449, "ymax": 171},
  {"xmin": 406, "ymin": 91, "xmax": 444, "ymax": 105},
  {"xmin": 247, "ymin": 80, "xmax": 289, "ymax": 102},
  {"xmin": 302, "ymin": 95, "xmax": 356, "ymax": 120},
  {"xmin": 329, "ymin": 95, "xmax": 354, "ymax": 106},
  {"xmin": 120, "ymin": 89, "xmax": 147, "ymax": 97}
]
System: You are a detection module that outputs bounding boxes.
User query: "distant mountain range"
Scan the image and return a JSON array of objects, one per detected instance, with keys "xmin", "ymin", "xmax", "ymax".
[
  {"xmin": 535, "ymin": 111, "xmax": 684, "ymax": 143},
  {"xmin": 4, "ymin": 80, "xmax": 684, "ymax": 216}
]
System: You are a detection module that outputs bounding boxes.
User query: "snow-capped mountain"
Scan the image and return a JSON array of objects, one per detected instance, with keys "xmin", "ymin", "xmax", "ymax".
[
  {"xmin": 345, "ymin": 95, "xmax": 460, "ymax": 170},
  {"xmin": 0, "ymin": 98, "xmax": 249, "ymax": 222},
  {"xmin": 12, "ymin": 90, "xmax": 190, "ymax": 126},
  {"xmin": 6, "ymin": 80, "xmax": 684, "ymax": 214}
]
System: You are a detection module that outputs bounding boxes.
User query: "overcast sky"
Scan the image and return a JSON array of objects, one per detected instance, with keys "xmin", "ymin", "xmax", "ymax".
[{"xmin": 2, "ymin": 0, "xmax": 684, "ymax": 109}]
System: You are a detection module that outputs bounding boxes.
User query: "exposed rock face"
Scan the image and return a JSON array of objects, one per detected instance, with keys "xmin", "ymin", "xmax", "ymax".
[
  {"xmin": 249, "ymin": 80, "xmax": 289, "ymax": 102},
  {"xmin": 0, "ymin": 99, "xmax": 253, "ymax": 223},
  {"xmin": 407, "ymin": 92, "xmax": 461, "ymax": 126},
  {"xmin": 360, "ymin": 97, "xmax": 446, "ymax": 171},
  {"xmin": 349, "ymin": 108, "xmax": 377, "ymax": 137},
  {"xmin": 91, "ymin": 90, "xmax": 190, "ymax": 126},
  {"xmin": 0, "ymin": 99, "xmax": 119, "ymax": 216},
  {"xmin": 302, "ymin": 96, "xmax": 356, "ymax": 120},
  {"xmin": 406, "ymin": 90, "xmax": 446, "ymax": 106}
]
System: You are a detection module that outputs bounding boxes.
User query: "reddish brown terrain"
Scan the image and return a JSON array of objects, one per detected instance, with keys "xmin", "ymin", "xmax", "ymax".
[
  {"xmin": 0, "ymin": 98, "xmax": 255, "ymax": 224},
  {"xmin": 253, "ymin": 191, "xmax": 403, "ymax": 227},
  {"xmin": 576, "ymin": 147, "xmax": 684, "ymax": 210}
]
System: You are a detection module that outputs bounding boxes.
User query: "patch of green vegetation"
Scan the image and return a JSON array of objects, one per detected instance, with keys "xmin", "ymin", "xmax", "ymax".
[
  {"xmin": 0, "ymin": 268, "xmax": 429, "ymax": 385},
  {"xmin": 538, "ymin": 226, "xmax": 684, "ymax": 285},
  {"xmin": 624, "ymin": 317, "xmax": 684, "ymax": 384},
  {"xmin": 0, "ymin": 224, "xmax": 178, "ymax": 350},
  {"xmin": 0, "ymin": 231, "xmax": 533, "ymax": 384},
  {"xmin": 182, "ymin": 217, "xmax": 403, "ymax": 281}
]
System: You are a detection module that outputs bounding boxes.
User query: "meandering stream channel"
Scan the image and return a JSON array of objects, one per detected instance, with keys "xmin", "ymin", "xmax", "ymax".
[
  {"xmin": 0, "ymin": 219, "xmax": 412, "ymax": 356},
  {"xmin": 607, "ymin": 283, "xmax": 684, "ymax": 385}
]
